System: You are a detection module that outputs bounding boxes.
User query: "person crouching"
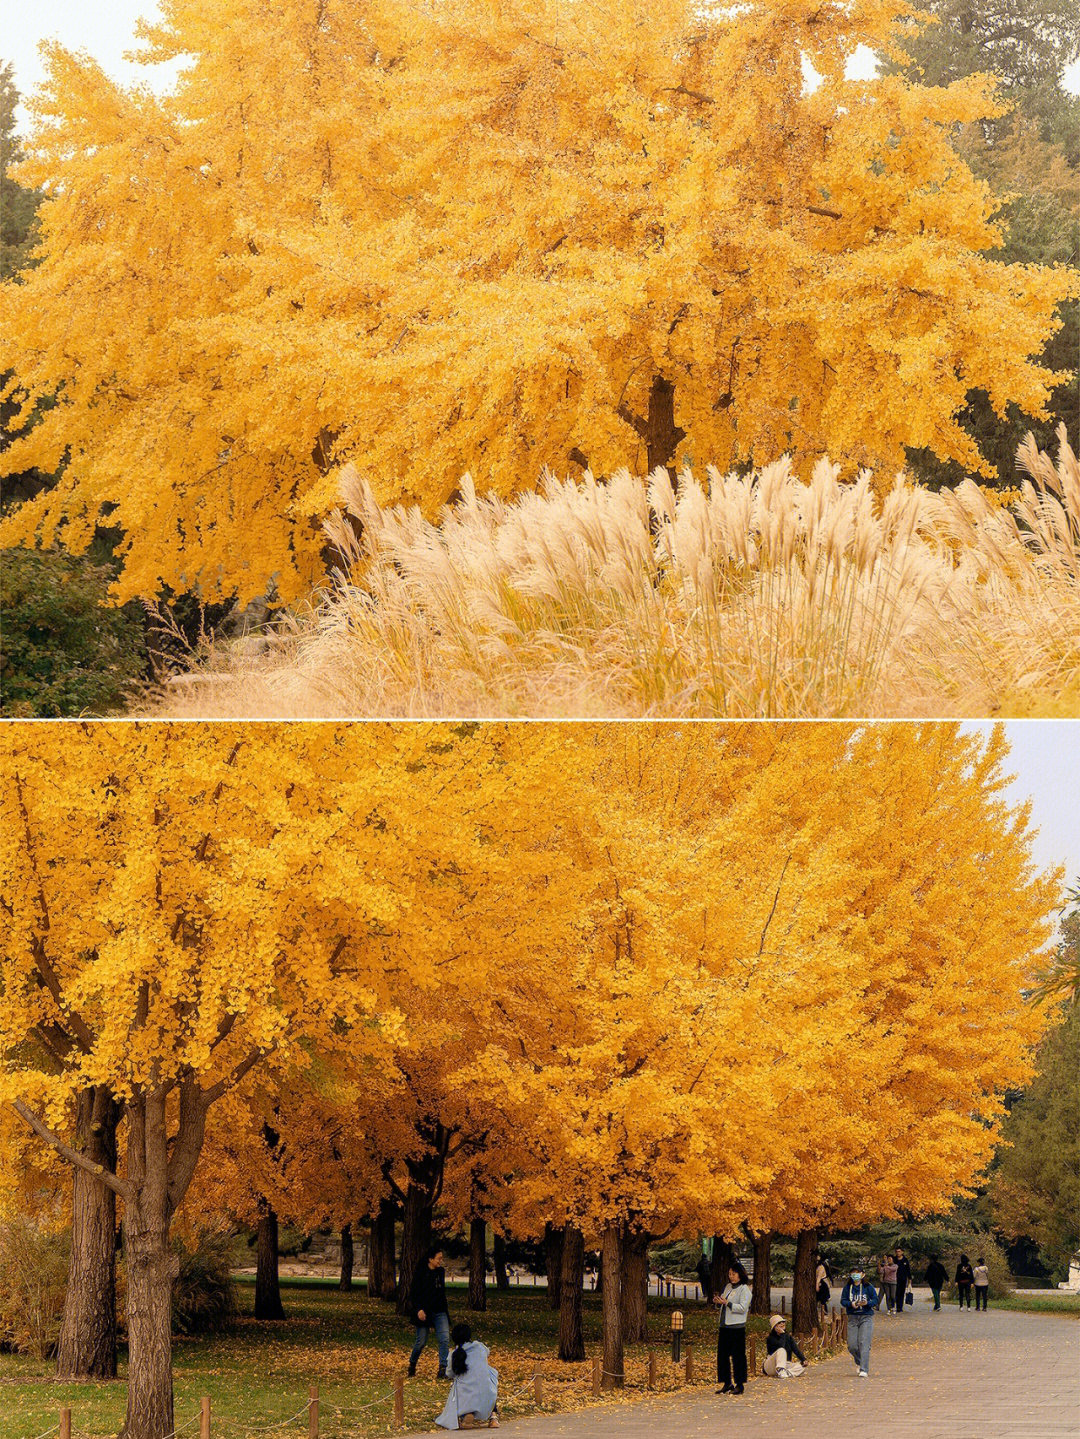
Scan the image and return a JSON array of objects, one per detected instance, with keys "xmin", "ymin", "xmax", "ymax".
[
  {"xmin": 435, "ymin": 1323, "xmax": 500, "ymax": 1431},
  {"xmin": 762, "ymin": 1315, "xmax": 807, "ymax": 1378}
]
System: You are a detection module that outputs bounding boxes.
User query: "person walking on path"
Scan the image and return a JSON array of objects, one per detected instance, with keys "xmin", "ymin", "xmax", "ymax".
[
  {"xmin": 409, "ymin": 1246, "xmax": 452, "ymax": 1378},
  {"xmin": 436, "ymin": 1323, "xmax": 500, "ymax": 1430},
  {"xmin": 762, "ymin": 1314, "xmax": 808, "ymax": 1378},
  {"xmin": 973, "ymin": 1257, "xmax": 990, "ymax": 1311},
  {"xmin": 926, "ymin": 1255, "xmax": 948, "ymax": 1311},
  {"xmin": 841, "ymin": 1267, "xmax": 879, "ymax": 1378},
  {"xmin": 815, "ymin": 1254, "xmax": 831, "ymax": 1321},
  {"xmin": 879, "ymin": 1254, "xmax": 898, "ymax": 1313},
  {"xmin": 715, "ymin": 1261, "xmax": 752, "ymax": 1395},
  {"xmin": 955, "ymin": 1254, "xmax": 975, "ymax": 1309},
  {"xmin": 894, "ymin": 1247, "xmax": 912, "ymax": 1315}
]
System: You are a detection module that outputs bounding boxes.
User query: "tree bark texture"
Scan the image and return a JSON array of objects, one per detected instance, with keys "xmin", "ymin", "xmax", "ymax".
[
  {"xmin": 396, "ymin": 1182, "xmax": 433, "ymax": 1316},
  {"xmin": 468, "ymin": 1218, "xmax": 487, "ymax": 1311},
  {"xmin": 750, "ymin": 1232, "xmax": 772, "ymax": 1316},
  {"xmin": 558, "ymin": 1225, "xmax": 585, "ymax": 1362},
  {"xmin": 792, "ymin": 1228, "xmax": 818, "ymax": 1337},
  {"xmin": 369, "ymin": 1199, "xmax": 397, "ymax": 1299},
  {"xmin": 254, "ymin": 1205, "xmax": 285, "ymax": 1321},
  {"xmin": 339, "ymin": 1224, "xmax": 354, "ymax": 1291},
  {"xmin": 544, "ymin": 1222, "xmax": 565, "ymax": 1310},
  {"xmin": 57, "ymin": 1086, "xmax": 119, "ymax": 1380},
  {"xmin": 621, "ymin": 1232, "xmax": 650, "ymax": 1343},
  {"xmin": 709, "ymin": 1235, "xmax": 735, "ymax": 1298},
  {"xmin": 600, "ymin": 1223, "xmax": 624, "ymax": 1389},
  {"xmin": 493, "ymin": 1231, "xmax": 510, "ymax": 1291}
]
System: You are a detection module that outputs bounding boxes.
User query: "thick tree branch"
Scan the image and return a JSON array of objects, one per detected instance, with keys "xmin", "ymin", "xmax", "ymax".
[
  {"xmin": 201, "ymin": 1045, "xmax": 266, "ymax": 1104},
  {"xmin": 616, "ymin": 402, "xmax": 649, "ymax": 439},
  {"xmin": 12, "ymin": 1099, "xmax": 131, "ymax": 1200}
]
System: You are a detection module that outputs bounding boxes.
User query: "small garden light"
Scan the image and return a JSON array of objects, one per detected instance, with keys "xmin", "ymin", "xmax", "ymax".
[{"xmin": 671, "ymin": 1309, "xmax": 684, "ymax": 1362}]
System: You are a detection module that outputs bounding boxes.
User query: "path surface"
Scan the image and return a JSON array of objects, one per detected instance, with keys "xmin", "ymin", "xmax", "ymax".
[{"xmin": 498, "ymin": 1300, "xmax": 1079, "ymax": 1439}]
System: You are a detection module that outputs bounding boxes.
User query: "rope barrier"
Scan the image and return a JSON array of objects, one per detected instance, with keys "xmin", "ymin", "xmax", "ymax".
[
  {"xmin": 212, "ymin": 1399, "xmax": 313, "ymax": 1433},
  {"xmin": 324, "ymin": 1387, "xmax": 398, "ymax": 1418},
  {"xmin": 22, "ymin": 1426, "xmax": 60, "ymax": 1439}
]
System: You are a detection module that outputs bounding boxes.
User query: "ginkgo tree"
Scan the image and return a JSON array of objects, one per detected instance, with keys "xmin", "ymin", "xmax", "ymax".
[{"xmin": 1, "ymin": 0, "xmax": 1074, "ymax": 604}]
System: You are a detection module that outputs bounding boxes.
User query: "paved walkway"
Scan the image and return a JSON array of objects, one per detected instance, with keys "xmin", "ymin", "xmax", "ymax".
[{"xmin": 498, "ymin": 1301, "xmax": 1080, "ymax": 1438}]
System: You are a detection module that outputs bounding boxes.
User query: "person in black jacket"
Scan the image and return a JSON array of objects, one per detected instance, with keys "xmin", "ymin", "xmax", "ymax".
[
  {"xmin": 408, "ymin": 1246, "xmax": 451, "ymax": 1377},
  {"xmin": 894, "ymin": 1248, "xmax": 912, "ymax": 1315},
  {"xmin": 955, "ymin": 1254, "xmax": 975, "ymax": 1309},
  {"xmin": 925, "ymin": 1255, "xmax": 948, "ymax": 1311},
  {"xmin": 762, "ymin": 1315, "xmax": 808, "ymax": 1378}
]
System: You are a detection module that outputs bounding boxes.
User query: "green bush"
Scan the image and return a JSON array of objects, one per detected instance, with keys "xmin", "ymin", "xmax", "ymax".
[
  {"xmin": 170, "ymin": 1229, "xmax": 237, "ymax": 1336},
  {"xmin": 0, "ymin": 1215, "xmax": 69, "ymax": 1358},
  {"xmin": 1, "ymin": 548, "xmax": 145, "ymax": 716}
]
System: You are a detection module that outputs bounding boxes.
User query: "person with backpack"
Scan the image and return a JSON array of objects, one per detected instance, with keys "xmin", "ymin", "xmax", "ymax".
[
  {"xmin": 408, "ymin": 1246, "xmax": 452, "ymax": 1378},
  {"xmin": 762, "ymin": 1314, "xmax": 808, "ymax": 1378},
  {"xmin": 973, "ymin": 1257, "xmax": 990, "ymax": 1310},
  {"xmin": 841, "ymin": 1267, "xmax": 879, "ymax": 1378},
  {"xmin": 894, "ymin": 1247, "xmax": 912, "ymax": 1315},
  {"xmin": 714, "ymin": 1260, "xmax": 752, "ymax": 1395},
  {"xmin": 435, "ymin": 1323, "xmax": 500, "ymax": 1430},
  {"xmin": 955, "ymin": 1254, "xmax": 975, "ymax": 1309},
  {"xmin": 925, "ymin": 1255, "xmax": 948, "ymax": 1311}
]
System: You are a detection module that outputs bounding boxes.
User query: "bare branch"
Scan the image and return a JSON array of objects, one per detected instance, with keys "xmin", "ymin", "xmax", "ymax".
[{"xmin": 12, "ymin": 1100, "xmax": 131, "ymax": 1200}]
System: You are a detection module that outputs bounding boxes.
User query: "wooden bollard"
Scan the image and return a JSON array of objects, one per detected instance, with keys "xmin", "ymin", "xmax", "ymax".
[
  {"xmin": 749, "ymin": 1335, "xmax": 757, "ymax": 1375},
  {"xmin": 592, "ymin": 1356, "xmax": 602, "ymax": 1395},
  {"xmin": 648, "ymin": 1351, "xmax": 658, "ymax": 1389},
  {"xmin": 200, "ymin": 1396, "xmax": 211, "ymax": 1439},
  {"xmin": 780, "ymin": 1294, "xmax": 786, "ymax": 1314},
  {"xmin": 684, "ymin": 1344, "xmax": 693, "ymax": 1382},
  {"xmin": 394, "ymin": 1375, "xmax": 405, "ymax": 1426},
  {"xmin": 59, "ymin": 1411, "xmax": 71, "ymax": 1439},
  {"xmin": 308, "ymin": 1383, "xmax": 319, "ymax": 1439},
  {"xmin": 534, "ymin": 1373, "xmax": 544, "ymax": 1407}
]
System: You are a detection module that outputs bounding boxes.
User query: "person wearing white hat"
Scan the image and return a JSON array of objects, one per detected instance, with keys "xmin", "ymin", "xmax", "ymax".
[{"xmin": 762, "ymin": 1314, "xmax": 807, "ymax": 1378}]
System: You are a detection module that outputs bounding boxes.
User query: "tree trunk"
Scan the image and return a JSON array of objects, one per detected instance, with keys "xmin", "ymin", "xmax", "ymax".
[
  {"xmin": 544, "ymin": 1222, "xmax": 565, "ymax": 1310},
  {"xmin": 558, "ymin": 1225, "xmax": 585, "ymax": 1362},
  {"xmin": 645, "ymin": 376, "xmax": 686, "ymax": 474},
  {"xmin": 121, "ymin": 1211, "xmax": 176, "ymax": 1439},
  {"xmin": 792, "ymin": 1229, "xmax": 817, "ymax": 1337},
  {"xmin": 369, "ymin": 1199, "xmax": 397, "ymax": 1300},
  {"xmin": 469, "ymin": 1218, "xmax": 487, "ymax": 1311},
  {"xmin": 709, "ymin": 1236, "xmax": 734, "ymax": 1298},
  {"xmin": 600, "ymin": 1223, "xmax": 624, "ymax": 1389},
  {"xmin": 254, "ymin": 1205, "xmax": 285, "ymax": 1321},
  {"xmin": 621, "ymin": 1233, "xmax": 650, "ymax": 1343},
  {"xmin": 339, "ymin": 1224, "xmax": 354, "ymax": 1291},
  {"xmin": 57, "ymin": 1087, "xmax": 119, "ymax": 1380},
  {"xmin": 750, "ymin": 1232, "xmax": 772, "ymax": 1316},
  {"xmin": 493, "ymin": 1231, "xmax": 510, "ymax": 1291},
  {"xmin": 397, "ymin": 1182, "xmax": 433, "ymax": 1316}
]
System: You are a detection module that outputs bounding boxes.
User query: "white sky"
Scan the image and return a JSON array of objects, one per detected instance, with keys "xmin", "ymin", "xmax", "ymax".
[
  {"xmin": 969, "ymin": 722, "xmax": 1080, "ymax": 887},
  {"xmin": 5, "ymin": 1, "xmax": 1080, "ymax": 124}
]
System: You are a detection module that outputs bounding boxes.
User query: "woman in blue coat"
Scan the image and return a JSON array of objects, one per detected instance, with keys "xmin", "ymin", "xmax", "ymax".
[{"xmin": 436, "ymin": 1323, "xmax": 500, "ymax": 1430}]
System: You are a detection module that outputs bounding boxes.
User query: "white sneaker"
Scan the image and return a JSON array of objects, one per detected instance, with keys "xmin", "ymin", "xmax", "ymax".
[
  {"xmin": 777, "ymin": 1370, "xmax": 789, "ymax": 1379},
  {"xmin": 858, "ymin": 1370, "xmax": 869, "ymax": 1378}
]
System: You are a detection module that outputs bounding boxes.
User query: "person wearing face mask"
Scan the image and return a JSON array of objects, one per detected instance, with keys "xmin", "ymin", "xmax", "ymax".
[{"xmin": 841, "ymin": 1266, "xmax": 879, "ymax": 1378}]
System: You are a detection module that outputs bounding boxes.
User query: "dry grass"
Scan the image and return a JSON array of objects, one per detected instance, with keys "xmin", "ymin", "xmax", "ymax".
[{"xmin": 151, "ymin": 429, "xmax": 1080, "ymax": 719}]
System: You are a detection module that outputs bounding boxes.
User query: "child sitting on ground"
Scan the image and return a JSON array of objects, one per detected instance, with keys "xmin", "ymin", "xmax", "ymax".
[
  {"xmin": 762, "ymin": 1314, "xmax": 807, "ymax": 1378},
  {"xmin": 435, "ymin": 1323, "xmax": 500, "ymax": 1430}
]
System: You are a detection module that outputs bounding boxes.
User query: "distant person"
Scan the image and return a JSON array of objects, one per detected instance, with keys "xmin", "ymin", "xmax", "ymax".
[
  {"xmin": 925, "ymin": 1255, "xmax": 948, "ymax": 1311},
  {"xmin": 955, "ymin": 1254, "xmax": 974, "ymax": 1309},
  {"xmin": 715, "ymin": 1261, "xmax": 752, "ymax": 1395},
  {"xmin": 436, "ymin": 1323, "xmax": 499, "ymax": 1430},
  {"xmin": 408, "ymin": 1246, "xmax": 451, "ymax": 1378},
  {"xmin": 894, "ymin": 1247, "xmax": 912, "ymax": 1314},
  {"xmin": 841, "ymin": 1266, "xmax": 879, "ymax": 1378},
  {"xmin": 879, "ymin": 1254, "xmax": 898, "ymax": 1314},
  {"xmin": 696, "ymin": 1253, "xmax": 714, "ymax": 1304},
  {"xmin": 762, "ymin": 1314, "xmax": 807, "ymax": 1378},
  {"xmin": 973, "ymin": 1257, "xmax": 990, "ymax": 1310},
  {"xmin": 815, "ymin": 1254, "xmax": 831, "ymax": 1318}
]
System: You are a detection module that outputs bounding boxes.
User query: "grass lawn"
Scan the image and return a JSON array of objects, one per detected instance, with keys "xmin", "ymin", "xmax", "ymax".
[
  {"xmin": 0, "ymin": 1279, "xmax": 805, "ymax": 1439},
  {"xmin": 993, "ymin": 1292, "xmax": 1080, "ymax": 1316}
]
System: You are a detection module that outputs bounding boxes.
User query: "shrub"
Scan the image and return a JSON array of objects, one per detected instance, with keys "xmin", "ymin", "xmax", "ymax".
[
  {"xmin": 1, "ymin": 548, "xmax": 145, "ymax": 716},
  {"xmin": 0, "ymin": 1215, "xmax": 69, "ymax": 1358},
  {"xmin": 170, "ymin": 1229, "xmax": 237, "ymax": 1336}
]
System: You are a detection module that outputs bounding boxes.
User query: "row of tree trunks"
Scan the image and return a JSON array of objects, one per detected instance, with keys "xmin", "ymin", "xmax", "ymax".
[
  {"xmin": 339, "ymin": 1223, "xmax": 354, "ymax": 1291},
  {"xmin": 558, "ymin": 1225, "xmax": 585, "ymax": 1361},
  {"xmin": 469, "ymin": 1218, "xmax": 487, "ymax": 1310},
  {"xmin": 792, "ymin": 1228, "xmax": 818, "ymax": 1336},
  {"xmin": 254, "ymin": 1204, "xmax": 285, "ymax": 1321},
  {"xmin": 57, "ymin": 1086, "xmax": 120, "ymax": 1380},
  {"xmin": 544, "ymin": 1222, "xmax": 564, "ymax": 1310}
]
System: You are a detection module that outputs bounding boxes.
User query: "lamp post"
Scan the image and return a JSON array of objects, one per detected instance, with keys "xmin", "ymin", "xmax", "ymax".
[{"xmin": 671, "ymin": 1309, "xmax": 684, "ymax": 1363}]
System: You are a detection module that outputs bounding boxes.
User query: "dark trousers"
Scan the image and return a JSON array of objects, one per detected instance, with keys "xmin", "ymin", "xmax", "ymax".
[
  {"xmin": 957, "ymin": 1283, "xmax": 972, "ymax": 1308},
  {"xmin": 717, "ymin": 1325, "xmax": 747, "ymax": 1389},
  {"xmin": 931, "ymin": 1286, "xmax": 942, "ymax": 1310},
  {"xmin": 974, "ymin": 1286, "xmax": 988, "ymax": 1310},
  {"xmin": 895, "ymin": 1284, "xmax": 907, "ymax": 1312}
]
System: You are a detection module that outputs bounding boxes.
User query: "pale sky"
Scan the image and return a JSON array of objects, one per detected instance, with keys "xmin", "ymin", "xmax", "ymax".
[
  {"xmin": 970, "ymin": 722, "xmax": 1080, "ymax": 888},
  {"xmin": 5, "ymin": 1, "xmax": 1080, "ymax": 123}
]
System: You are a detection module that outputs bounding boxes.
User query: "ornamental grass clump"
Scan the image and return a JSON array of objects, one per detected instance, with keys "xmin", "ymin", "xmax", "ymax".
[{"xmin": 155, "ymin": 429, "xmax": 1080, "ymax": 719}]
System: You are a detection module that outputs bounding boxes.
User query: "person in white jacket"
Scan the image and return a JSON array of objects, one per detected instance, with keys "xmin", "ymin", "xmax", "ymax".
[
  {"xmin": 435, "ymin": 1324, "xmax": 499, "ymax": 1430},
  {"xmin": 715, "ymin": 1261, "xmax": 752, "ymax": 1395}
]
